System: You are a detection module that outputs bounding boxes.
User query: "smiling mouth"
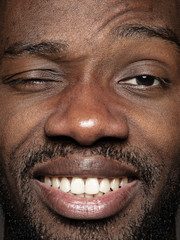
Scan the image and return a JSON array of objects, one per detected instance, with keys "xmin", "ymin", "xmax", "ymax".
[
  {"xmin": 39, "ymin": 176, "xmax": 134, "ymax": 198},
  {"xmin": 33, "ymin": 157, "xmax": 140, "ymax": 220}
]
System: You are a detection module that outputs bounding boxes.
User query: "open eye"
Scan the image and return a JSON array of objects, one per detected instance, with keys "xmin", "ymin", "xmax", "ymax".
[{"xmin": 119, "ymin": 75, "xmax": 167, "ymax": 88}]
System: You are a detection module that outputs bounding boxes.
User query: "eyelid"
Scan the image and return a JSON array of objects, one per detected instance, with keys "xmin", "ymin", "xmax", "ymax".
[
  {"xmin": 114, "ymin": 59, "xmax": 171, "ymax": 79},
  {"xmin": 2, "ymin": 69, "xmax": 68, "ymax": 93},
  {"xmin": 2, "ymin": 69, "xmax": 65, "ymax": 83},
  {"xmin": 6, "ymin": 78, "xmax": 59, "ymax": 85}
]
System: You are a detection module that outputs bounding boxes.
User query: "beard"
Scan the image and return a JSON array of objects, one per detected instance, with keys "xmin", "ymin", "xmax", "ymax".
[{"xmin": 0, "ymin": 140, "xmax": 180, "ymax": 240}]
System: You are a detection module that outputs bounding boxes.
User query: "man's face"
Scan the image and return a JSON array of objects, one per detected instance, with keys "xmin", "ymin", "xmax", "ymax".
[{"xmin": 0, "ymin": 0, "xmax": 180, "ymax": 239}]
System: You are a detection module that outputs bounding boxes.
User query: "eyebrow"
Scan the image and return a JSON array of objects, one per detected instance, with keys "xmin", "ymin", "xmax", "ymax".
[
  {"xmin": 3, "ymin": 24, "xmax": 180, "ymax": 58},
  {"xmin": 3, "ymin": 41, "xmax": 68, "ymax": 57},
  {"xmin": 112, "ymin": 23, "xmax": 180, "ymax": 52}
]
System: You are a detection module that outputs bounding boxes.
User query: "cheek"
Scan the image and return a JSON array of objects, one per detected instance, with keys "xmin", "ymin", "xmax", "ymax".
[
  {"xmin": 129, "ymin": 104, "xmax": 180, "ymax": 203},
  {"xmin": 148, "ymin": 112, "xmax": 179, "ymax": 153},
  {"xmin": 129, "ymin": 103, "xmax": 180, "ymax": 168},
  {"xmin": 0, "ymin": 99, "xmax": 51, "ymax": 156}
]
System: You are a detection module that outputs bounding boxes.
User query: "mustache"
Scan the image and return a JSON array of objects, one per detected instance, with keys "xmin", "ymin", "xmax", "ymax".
[{"xmin": 17, "ymin": 138, "xmax": 161, "ymax": 187}]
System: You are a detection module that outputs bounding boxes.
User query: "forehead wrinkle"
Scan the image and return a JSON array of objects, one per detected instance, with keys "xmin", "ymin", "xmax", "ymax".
[
  {"xmin": 95, "ymin": 1, "xmax": 158, "ymax": 36},
  {"xmin": 96, "ymin": 7, "xmax": 136, "ymax": 34}
]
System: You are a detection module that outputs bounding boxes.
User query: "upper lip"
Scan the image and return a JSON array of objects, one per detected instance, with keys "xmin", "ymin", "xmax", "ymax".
[{"xmin": 33, "ymin": 156, "xmax": 139, "ymax": 179}]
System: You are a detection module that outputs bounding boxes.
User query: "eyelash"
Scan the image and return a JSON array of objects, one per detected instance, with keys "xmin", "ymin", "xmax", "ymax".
[
  {"xmin": 5, "ymin": 77, "xmax": 61, "ymax": 93},
  {"xmin": 118, "ymin": 75, "xmax": 169, "ymax": 88},
  {"xmin": 9, "ymin": 78, "xmax": 55, "ymax": 84}
]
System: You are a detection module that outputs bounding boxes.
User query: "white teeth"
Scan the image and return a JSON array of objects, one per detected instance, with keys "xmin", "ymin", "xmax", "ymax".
[
  {"xmin": 85, "ymin": 178, "xmax": 99, "ymax": 195},
  {"xmin": 120, "ymin": 177, "xmax": 128, "ymax": 188},
  {"xmin": 76, "ymin": 193, "xmax": 85, "ymax": 198},
  {"xmin": 85, "ymin": 193, "xmax": 94, "ymax": 199},
  {"xmin": 45, "ymin": 176, "xmax": 52, "ymax": 187},
  {"xmin": 52, "ymin": 177, "xmax": 61, "ymax": 189},
  {"xmin": 110, "ymin": 178, "xmax": 120, "ymax": 191},
  {"xmin": 60, "ymin": 177, "xmax": 71, "ymax": 193},
  {"xmin": 94, "ymin": 192, "xmax": 103, "ymax": 197},
  {"xmin": 99, "ymin": 178, "xmax": 110, "ymax": 193},
  {"xmin": 71, "ymin": 177, "xmax": 85, "ymax": 194},
  {"xmin": 43, "ymin": 176, "xmax": 131, "ymax": 197}
]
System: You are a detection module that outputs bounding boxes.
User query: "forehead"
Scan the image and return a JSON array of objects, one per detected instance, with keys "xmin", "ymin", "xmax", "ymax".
[{"xmin": 0, "ymin": 0, "xmax": 180, "ymax": 55}]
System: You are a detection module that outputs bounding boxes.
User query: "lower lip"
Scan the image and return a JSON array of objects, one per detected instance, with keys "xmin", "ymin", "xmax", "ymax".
[{"xmin": 34, "ymin": 180, "xmax": 139, "ymax": 220}]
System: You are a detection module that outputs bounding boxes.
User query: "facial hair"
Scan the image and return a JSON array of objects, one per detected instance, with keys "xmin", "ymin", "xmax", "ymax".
[{"xmin": 0, "ymin": 140, "xmax": 180, "ymax": 240}]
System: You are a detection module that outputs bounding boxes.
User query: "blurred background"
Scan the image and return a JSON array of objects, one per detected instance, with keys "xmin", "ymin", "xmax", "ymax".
[{"xmin": 0, "ymin": 207, "xmax": 180, "ymax": 239}]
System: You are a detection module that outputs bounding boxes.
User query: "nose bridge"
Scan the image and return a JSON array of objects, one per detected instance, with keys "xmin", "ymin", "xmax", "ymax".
[
  {"xmin": 64, "ymin": 82, "xmax": 109, "ymax": 143},
  {"xmin": 45, "ymin": 82, "xmax": 129, "ymax": 145},
  {"xmin": 70, "ymin": 82, "xmax": 105, "ymax": 122}
]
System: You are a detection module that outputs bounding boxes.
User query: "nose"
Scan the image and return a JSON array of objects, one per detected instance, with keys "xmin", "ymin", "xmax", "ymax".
[{"xmin": 45, "ymin": 83, "xmax": 129, "ymax": 145}]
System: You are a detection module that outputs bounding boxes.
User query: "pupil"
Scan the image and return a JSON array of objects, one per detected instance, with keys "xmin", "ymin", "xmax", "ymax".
[{"xmin": 137, "ymin": 76, "xmax": 155, "ymax": 86}]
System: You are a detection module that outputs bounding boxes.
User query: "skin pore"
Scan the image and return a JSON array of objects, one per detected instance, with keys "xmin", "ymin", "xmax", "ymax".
[{"xmin": 0, "ymin": 0, "xmax": 180, "ymax": 239}]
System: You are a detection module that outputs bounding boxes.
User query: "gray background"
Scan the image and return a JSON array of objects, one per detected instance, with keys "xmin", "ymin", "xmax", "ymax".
[{"xmin": 0, "ymin": 207, "xmax": 180, "ymax": 239}]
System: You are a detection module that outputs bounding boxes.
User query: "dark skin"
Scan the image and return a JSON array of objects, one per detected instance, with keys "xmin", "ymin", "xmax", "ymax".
[{"xmin": 0, "ymin": 0, "xmax": 180, "ymax": 239}]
